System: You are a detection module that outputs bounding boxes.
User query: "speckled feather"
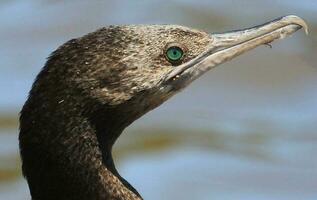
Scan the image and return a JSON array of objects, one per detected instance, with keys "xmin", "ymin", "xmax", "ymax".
[{"xmin": 19, "ymin": 25, "xmax": 212, "ymax": 200}]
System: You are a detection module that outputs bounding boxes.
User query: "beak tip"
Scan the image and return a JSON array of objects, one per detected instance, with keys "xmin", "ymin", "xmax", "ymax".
[
  {"xmin": 304, "ymin": 26, "xmax": 309, "ymax": 35},
  {"xmin": 283, "ymin": 15, "xmax": 309, "ymax": 35}
]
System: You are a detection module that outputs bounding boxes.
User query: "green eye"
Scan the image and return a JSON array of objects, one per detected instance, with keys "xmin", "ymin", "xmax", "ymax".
[{"xmin": 166, "ymin": 46, "xmax": 184, "ymax": 63}]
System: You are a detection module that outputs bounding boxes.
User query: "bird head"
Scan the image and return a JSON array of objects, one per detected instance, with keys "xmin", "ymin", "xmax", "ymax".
[{"xmin": 31, "ymin": 15, "xmax": 307, "ymax": 128}]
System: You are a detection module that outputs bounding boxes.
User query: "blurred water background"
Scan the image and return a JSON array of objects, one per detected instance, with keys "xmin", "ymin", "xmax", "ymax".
[{"xmin": 1, "ymin": 0, "xmax": 317, "ymax": 199}]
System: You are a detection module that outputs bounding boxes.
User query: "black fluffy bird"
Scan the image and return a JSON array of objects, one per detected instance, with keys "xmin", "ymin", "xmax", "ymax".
[{"xmin": 19, "ymin": 15, "xmax": 307, "ymax": 200}]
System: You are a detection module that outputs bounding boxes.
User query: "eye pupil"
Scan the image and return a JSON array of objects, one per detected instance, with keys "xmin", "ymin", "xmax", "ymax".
[{"xmin": 166, "ymin": 46, "xmax": 184, "ymax": 63}]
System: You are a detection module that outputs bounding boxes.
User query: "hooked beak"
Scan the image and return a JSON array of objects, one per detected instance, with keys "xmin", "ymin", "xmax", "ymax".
[{"xmin": 163, "ymin": 15, "xmax": 308, "ymax": 90}]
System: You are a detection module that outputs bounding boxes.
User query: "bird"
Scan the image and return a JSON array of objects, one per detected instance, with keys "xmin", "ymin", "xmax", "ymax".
[{"xmin": 19, "ymin": 15, "xmax": 307, "ymax": 200}]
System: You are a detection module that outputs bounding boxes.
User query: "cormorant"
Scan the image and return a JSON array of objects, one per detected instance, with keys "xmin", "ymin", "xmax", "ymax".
[{"xmin": 19, "ymin": 15, "xmax": 307, "ymax": 200}]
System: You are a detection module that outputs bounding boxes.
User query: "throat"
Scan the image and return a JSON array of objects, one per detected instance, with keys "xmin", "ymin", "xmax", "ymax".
[
  {"xmin": 20, "ymin": 104, "xmax": 142, "ymax": 200},
  {"xmin": 96, "ymin": 128, "xmax": 142, "ymax": 198}
]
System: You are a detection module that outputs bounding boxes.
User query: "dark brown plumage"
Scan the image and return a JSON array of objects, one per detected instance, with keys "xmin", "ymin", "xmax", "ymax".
[
  {"xmin": 20, "ymin": 25, "xmax": 211, "ymax": 200},
  {"xmin": 19, "ymin": 16, "xmax": 306, "ymax": 200}
]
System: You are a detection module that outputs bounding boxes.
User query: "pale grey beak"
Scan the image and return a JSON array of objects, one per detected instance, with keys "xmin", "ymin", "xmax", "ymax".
[{"xmin": 164, "ymin": 15, "xmax": 308, "ymax": 89}]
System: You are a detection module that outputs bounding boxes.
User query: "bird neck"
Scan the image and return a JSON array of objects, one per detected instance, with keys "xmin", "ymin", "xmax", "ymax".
[{"xmin": 20, "ymin": 98, "xmax": 143, "ymax": 200}]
